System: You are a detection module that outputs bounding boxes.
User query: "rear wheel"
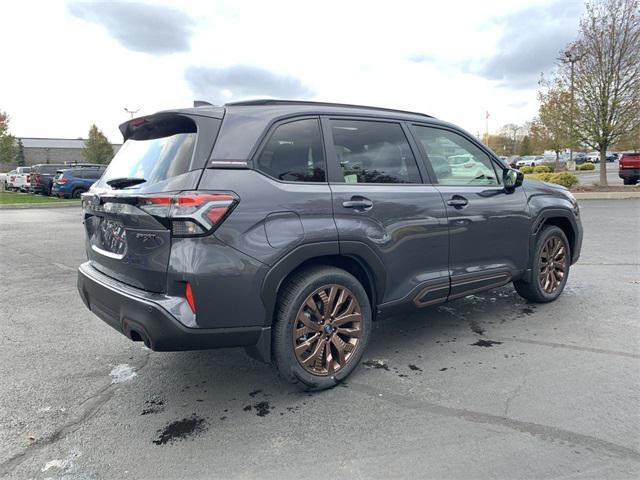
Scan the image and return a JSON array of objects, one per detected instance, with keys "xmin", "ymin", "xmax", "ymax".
[
  {"xmin": 72, "ymin": 188, "xmax": 86, "ymax": 199},
  {"xmin": 514, "ymin": 226, "xmax": 570, "ymax": 303},
  {"xmin": 272, "ymin": 266, "xmax": 371, "ymax": 390},
  {"xmin": 623, "ymin": 177, "xmax": 638, "ymax": 185}
]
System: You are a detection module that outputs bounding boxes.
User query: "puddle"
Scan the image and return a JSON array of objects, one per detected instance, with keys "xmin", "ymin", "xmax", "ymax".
[
  {"xmin": 153, "ymin": 416, "xmax": 207, "ymax": 445},
  {"xmin": 469, "ymin": 319, "xmax": 485, "ymax": 336},
  {"xmin": 141, "ymin": 397, "xmax": 164, "ymax": 415},
  {"xmin": 362, "ymin": 359, "xmax": 390, "ymax": 371},
  {"xmin": 470, "ymin": 339, "xmax": 503, "ymax": 347},
  {"xmin": 244, "ymin": 401, "xmax": 273, "ymax": 417}
]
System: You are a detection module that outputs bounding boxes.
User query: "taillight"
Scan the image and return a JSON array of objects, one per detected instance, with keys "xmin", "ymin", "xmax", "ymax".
[
  {"xmin": 34, "ymin": 174, "xmax": 41, "ymax": 184},
  {"xmin": 138, "ymin": 192, "xmax": 238, "ymax": 237},
  {"xmin": 57, "ymin": 177, "xmax": 68, "ymax": 184},
  {"xmin": 26, "ymin": 175, "xmax": 30, "ymax": 182}
]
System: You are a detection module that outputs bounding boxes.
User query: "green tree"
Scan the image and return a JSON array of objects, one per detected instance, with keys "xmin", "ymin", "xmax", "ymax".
[
  {"xmin": 0, "ymin": 110, "xmax": 17, "ymax": 164},
  {"xmin": 83, "ymin": 124, "xmax": 114, "ymax": 164},
  {"xmin": 558, "ymin": 0, "xmax": 640, "ymax": 185},
  {"xmin": 519, "ymin": 135, "xmax": 532, "ymax": 156},
  {"xmin": 15, "ymin": 138, "xmax": 25, "ymax": 166}
]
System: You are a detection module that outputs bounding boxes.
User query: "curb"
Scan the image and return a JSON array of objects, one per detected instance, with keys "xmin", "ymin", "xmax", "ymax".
[
  {"xmin": 572, "ymin": 192, "xmax": 640, "ymax": 200},
  {"xmin": 0, "ymin": 202, "xmax": 81, "ymax": 210}
]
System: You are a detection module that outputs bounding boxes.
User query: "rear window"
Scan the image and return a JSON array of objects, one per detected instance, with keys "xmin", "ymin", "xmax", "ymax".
[{"xmin": 102, "ymin": 116, "xmax": 197, "ymax": 188}]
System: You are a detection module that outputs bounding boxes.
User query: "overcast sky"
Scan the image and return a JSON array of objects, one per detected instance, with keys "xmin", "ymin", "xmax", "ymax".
[{"xmin": 1, "ymin": 0, "xmax": 584, "ymax": 143}]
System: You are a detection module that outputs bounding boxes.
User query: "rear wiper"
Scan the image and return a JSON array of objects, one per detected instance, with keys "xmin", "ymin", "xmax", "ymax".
[{"xmin": 106, "ymin": 177, "xmax": 146, "ymax": 189}]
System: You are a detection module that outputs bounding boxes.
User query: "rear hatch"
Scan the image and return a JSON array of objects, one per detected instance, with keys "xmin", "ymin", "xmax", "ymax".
[{"xmin": 82, "ymin": 112, "xmax": 222, "ymax": 292}]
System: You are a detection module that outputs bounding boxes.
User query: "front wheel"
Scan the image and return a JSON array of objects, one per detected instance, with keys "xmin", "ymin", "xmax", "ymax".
[
  {"xmin": 272, "ymin": 266, "xmax": 372, "ymax": 390},
  {"xmin": 514, "ymin": 226, "xmax": 571, "ymax": 303}
]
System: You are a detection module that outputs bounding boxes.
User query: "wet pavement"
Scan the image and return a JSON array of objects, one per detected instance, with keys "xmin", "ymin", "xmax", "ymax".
[{"xmin": 1, "ymin": 200, "xmax": 639, "ymax": 479}]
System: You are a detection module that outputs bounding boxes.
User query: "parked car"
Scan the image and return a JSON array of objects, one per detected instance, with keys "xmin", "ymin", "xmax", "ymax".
[
  {"xmin": 11, "ymin": 166, "xmax": 32, "ymax": 192},
  {"xmin": 516, "ymin": 156, "xmax": 539, "ymax": 167},
  {"xmin": 573, "ymin": 153, "xmax": 588, "ymax": 164},
  {"xmin": 77, "ymin": 100, "xmax": 583, "ymax": 390},
  {"xmin": 586, "ymin": 151, "xmax": 600, "ymax": 163},
  {"xmin": 52, "ymin": 166, "xmax": 106, "ymax": 198},
  {"xmin": 618, "ymin": 152, "xmax": 640, "ymax": 185},
  {"xmin": 4, "ymin": 170, "xmax": 17, "ymax": 189},
  {"xmin": 30, "ymin": 164, "xmax": 69, "ymax": 195},
  {"xmin": 606, "ymin": 153, "xmax": 618, "ymax": 163}
]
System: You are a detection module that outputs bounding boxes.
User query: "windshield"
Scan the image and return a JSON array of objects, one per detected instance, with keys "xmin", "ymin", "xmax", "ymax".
[{"xmin": 102, "ymin": 132, "xmax": 196, "ymax": 188}]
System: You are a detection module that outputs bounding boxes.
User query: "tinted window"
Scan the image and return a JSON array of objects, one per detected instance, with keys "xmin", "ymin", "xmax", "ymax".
[
  {"xmin": 256, "ymin": 119, "xmax": 325, "ymax": 182},
  {"xmin": 102, "ymin": 117, "xmax": 196, "ymax": 188},
  {"xmin": 84, "ymin": 169, "xmax": 104, "ymax": 180},
  {"xmin": 71, "ymin": 169, "xmax": 84, "ymax": 178},
  {"xmin": 330, "ymin": 119, "xmax": 421, "ymax": 184},
  {"xmin": 412, "ymin": 126, "xmax": 500, "ymax": 186}
]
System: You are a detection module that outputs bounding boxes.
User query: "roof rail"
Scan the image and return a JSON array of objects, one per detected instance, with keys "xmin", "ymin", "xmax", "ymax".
[{"xmin": 224, "ymin": 99, "xmax": 433, "ymax": 118}]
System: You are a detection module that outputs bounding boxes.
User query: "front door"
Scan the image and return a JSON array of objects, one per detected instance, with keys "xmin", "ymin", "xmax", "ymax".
[
  {"xmin": 323, "ymin": 117, "xmax": 450, "ymax": 308},
  {"xmin": 409, "ymin": 124, "xmax": 530, "ymax": 299}
]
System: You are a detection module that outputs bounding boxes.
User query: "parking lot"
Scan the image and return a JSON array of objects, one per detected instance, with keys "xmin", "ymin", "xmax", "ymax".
[{"xmin": 1, "ymin": 200, "xmax": 638, "ymax": 479}]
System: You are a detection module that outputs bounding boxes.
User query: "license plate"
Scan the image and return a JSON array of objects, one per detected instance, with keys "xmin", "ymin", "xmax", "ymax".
[{"xmin": 98, "ymin": 219, "xmax": 127, "ymax": 255}]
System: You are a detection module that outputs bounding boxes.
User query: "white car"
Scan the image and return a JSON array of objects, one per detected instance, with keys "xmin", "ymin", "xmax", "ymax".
[
  {"xmin": 516, "ymin": 156, "xmax": 540, "ymax": 167},
  {"xmin": 5, "ymin": 170, "xmax": 17, "ymax": 190},
  {"xmin": 11, "ymin": 166, "xmax": 32, "ymax": 192}
]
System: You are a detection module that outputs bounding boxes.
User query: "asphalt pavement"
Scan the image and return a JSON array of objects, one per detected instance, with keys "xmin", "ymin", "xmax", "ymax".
[{"xmin": 0, "ymin": 201, "xmax": 639, "ymax": 479}]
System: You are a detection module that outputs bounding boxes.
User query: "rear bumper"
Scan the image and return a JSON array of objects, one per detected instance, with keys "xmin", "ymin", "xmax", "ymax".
[
  {"xmin": 619, "ymin": 168, "xmax": 640, "ymax": 178},
  {"xmin": 77, "ymin": 262, "xmax": 270, "ymax": 357}
]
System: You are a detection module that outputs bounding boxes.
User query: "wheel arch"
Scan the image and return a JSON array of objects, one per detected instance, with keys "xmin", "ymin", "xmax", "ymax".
[
  {"xmin": 261, "ymin": 242, "xmax": 386, "ymax": 326},
  {"xmin": 531, "ymin": 208, "xmax": 579, "ymax": 263}
]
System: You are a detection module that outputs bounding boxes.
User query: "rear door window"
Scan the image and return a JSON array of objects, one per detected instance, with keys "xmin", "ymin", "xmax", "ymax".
[
  {"xmin": 255, "ymin": 118, "xmax": 326, "ymax": 182},
  {"xmin": 328, "ymin": 119, "xmax": 421, "ymax": 184}
]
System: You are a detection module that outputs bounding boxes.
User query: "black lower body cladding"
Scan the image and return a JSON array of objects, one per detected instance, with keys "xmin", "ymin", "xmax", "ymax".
[{"xmin": 77, "ymin": 262, "xmax": 270, "ymax": 355}]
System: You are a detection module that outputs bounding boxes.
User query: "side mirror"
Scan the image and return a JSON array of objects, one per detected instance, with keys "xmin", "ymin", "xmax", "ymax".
[{"xmin": 503, "ymin": 168, "xmax": 524, "ymax": 191}]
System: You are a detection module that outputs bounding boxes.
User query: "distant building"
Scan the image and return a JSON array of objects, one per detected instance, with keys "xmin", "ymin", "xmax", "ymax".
[{"xmin": 18, "ymin": 137, "xmax": 121, "ymax": 166}]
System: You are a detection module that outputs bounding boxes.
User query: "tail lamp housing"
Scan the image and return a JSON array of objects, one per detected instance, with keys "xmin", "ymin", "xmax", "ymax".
[{"xmin": 138, "ymin": 192, "xmax": 238, "ymax": 237}]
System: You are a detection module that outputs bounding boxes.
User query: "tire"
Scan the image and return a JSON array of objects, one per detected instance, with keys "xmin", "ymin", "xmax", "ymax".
[
  {"xmin": 514, "ymin": 225, "xmax": 571, "ymax": 303},
  {"xmin": 72, "ymin": 188, "xmax": 85, "ymax": 199},
  {"xmin": 272, "ymin": 265, "xmax": 372, "ymax": 390},
  {"xmin": 623, "ymin": 177, "xmax": 638, "ymax": 185}
]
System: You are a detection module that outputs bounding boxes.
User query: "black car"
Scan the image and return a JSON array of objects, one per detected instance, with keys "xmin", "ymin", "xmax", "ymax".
[
  {"xmin": 77, "ymin": 100, "xmax": 583, "ymax": 390},
  {"xmin": 29, "ymin": 164, "xmax": 69, "ymax": 195}
]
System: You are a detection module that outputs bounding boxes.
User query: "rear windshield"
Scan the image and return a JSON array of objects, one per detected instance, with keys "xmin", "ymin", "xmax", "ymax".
[{"xmin": 102, "ymin": 117, "xmax": 197, "ymax": 188}]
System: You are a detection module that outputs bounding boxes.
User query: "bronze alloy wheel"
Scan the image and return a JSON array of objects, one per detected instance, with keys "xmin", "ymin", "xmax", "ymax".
[
  {"xmin": 293, "ymin": 284, "xmax": 362, "ymax": 376},
  {"xmin": 538, "ymin": 235, "xmax": 567, "ymax": 293}
]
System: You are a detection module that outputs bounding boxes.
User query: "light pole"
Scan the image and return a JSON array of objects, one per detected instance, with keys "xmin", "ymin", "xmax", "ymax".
[
  {"xmin": 561, "ymin": 46, "xmax": 584, "ymax": 171},
  {"xmin": 124, "ymin": 107, "xmax": 141, "ymax": 119}
]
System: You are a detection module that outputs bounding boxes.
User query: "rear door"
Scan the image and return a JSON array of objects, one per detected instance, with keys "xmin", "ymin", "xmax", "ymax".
[
  {"xmin": 410, "ymin": 124, "xmax": 530, "ymax": 298},
  {"xmin": 324, "ymin": 117, "xmax": 449, "ymax": 306},
  {"xmin": 83, "ymin": 113, "xmax": 221, "ymax": 292}
]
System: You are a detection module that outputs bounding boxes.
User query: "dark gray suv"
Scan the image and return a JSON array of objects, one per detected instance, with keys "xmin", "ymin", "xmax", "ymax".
[{"xmin": 77, "ymin": 100, "xmax": 582, "ymax": 390}]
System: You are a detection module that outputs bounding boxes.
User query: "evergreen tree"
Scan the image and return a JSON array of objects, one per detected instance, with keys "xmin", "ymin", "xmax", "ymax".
[{"xmin": 83, "ymin": 124, "xmax": 114, "ymax": 164}]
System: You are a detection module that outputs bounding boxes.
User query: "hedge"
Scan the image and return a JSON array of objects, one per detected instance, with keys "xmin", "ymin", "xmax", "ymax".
[
  {"xmin": 533, "ymin": 164, "xmax": 553, "ymax": 173},
  {"xmin": 519, "ymin": 166, "xmax": 534, "ymax": 174},
  {"xmin": 576, "ymin": 163, "xmax": 595, "ymax": 171},
  {"xmin": 525, "ymin": 172, "xmax": 578, "ymax": 188}
]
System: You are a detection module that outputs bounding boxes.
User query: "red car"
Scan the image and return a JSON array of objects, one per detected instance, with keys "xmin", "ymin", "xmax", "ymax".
[{"xmin": 619, "ymin": 153, "xmax": 640, "ymax": 185}]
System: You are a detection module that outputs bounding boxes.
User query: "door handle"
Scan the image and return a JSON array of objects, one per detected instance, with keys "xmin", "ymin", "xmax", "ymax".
[
  {"xmin": 342, "ymin": 196, "xmax": 373, "ymax": 210},
  {"xmin": 447, "ymin": 195, "xmax": 468, "ymax": 208}
]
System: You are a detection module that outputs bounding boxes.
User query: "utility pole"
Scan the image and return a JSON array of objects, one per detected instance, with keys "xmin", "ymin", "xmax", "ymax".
[
  {"xmin": 124, "ymin": 107, "xmax": 141, "ymax": 119},
  {"xmin": 485, "ymin": 111, "xmax": 490, "ymax": 147},
  {"xmin": 561, "ymin": 47, "xmax": 584, "ymax": 171}
]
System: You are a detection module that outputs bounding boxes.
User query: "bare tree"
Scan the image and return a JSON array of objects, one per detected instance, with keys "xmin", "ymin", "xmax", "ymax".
[{"xmin": 559, "ymin": 0, "xmax": 640, "ymax": 185}]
